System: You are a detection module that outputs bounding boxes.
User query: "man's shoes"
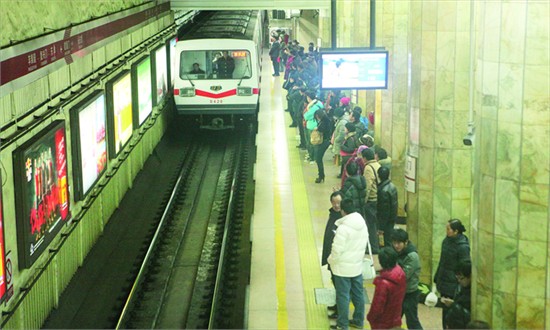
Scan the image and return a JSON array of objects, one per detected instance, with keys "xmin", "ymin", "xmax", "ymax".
[
  {"xmin": 327, "ymin": 305, "xmax": 337, "ymax": 311},
  {"xmin": 328, "ymin": 312, "xmax": 338, "ymax": 320},
  {"xmin": 329, "ymin": 326, "xmax": 343, "ymax": 330},
  {"xmin": 296, "ymin": 144, "xmax": 305, "ymax": 148},
  {"xmin": 289, "ymin": 123, "xmax": 297, "ymax": 127},
  {"xmin": 349, "ymin": 320, "xmax": 363, "ymax": 329}
]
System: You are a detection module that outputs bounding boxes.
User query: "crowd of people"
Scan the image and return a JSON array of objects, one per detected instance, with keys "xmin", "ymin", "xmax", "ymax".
[{"xmin": 269, "ymin": 31, "xmax": 489, "ymax": 330}]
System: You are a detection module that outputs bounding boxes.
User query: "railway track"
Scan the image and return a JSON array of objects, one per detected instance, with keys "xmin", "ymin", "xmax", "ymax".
[{"xmin": 116, "ymin": 124, "xmax": 255, "ymax": 329}]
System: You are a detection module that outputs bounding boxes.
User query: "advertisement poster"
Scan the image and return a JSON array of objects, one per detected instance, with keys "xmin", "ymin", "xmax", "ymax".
[
  {"xmin": 169, "ymin": 37, "xmax": 176, "ymax": 89},
  {"xmin": 112, "ymin": 72, "xmax": 133, "ymax": 155},
  {"xmin": 0, "ymin": 184, "xmax": 6, "ymax": 302},
  {"xmin": 74, "ymin": 91, "xmax": 107, "ymax": 198},
  {"xmin": 14, "ymin": 121, "xmax": 70, "ymax": 267},
  {"xmin": 154, "ymin": 45, "xmax": 168, "ymax": 106},
  {"xmin": 135, "ymin": 57, "xmax": 152, "ymax": 125}
]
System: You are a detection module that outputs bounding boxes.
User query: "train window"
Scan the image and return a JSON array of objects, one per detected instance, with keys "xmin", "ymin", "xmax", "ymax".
[{"xmin": 180, "ymin": 50, "xmax": 252, "ymax": 80}]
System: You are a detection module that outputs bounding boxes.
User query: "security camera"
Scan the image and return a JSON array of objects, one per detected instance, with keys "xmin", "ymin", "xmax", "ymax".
[{"xmin": 463, "ymin": 132, "xmax": 475, "ymax": 146}]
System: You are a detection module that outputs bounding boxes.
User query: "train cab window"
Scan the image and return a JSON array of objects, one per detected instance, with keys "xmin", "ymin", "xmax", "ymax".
[{"xmin": 180, "ymin": 50, "xmax": 251, "ymax": 80}]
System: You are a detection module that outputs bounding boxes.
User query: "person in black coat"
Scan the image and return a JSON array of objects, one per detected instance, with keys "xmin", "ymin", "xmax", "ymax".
[
  {"xmin": 321, "ymin": 191, "xmax": 344, "ymax": 315},
  {"xmin": 341, "ymin": 162, "xmax": 366, "ymax": 211},
  {"xmin": 442, "ymin": 260, "xmax": 472, "ymax": 329},
  {"xmin": 215, "ymin": 51, "xmax": 235, "ymax": 79},
  {"xmin": 269, "ymin": 37, "xmax": 281, "ymax": 76},
  {"xmin": 435, "ymin": 219, "xmax": 471, "ymax": 328},
  {"xmin": 377, "ymin": 166, "xmax": 398, "ymax": 247},
  {"xmin": 313, "ymin": 109, "xmax": 332, "ymax": 183}
]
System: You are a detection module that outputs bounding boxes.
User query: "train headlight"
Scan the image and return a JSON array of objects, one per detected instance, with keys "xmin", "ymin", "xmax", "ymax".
[
  {"xmin": 179, "ymin": 87, "xmax": 195, "ymax": 97},
  {"xmin": 237, "ymin": 87, "xmax": 252, "ymax": 96}
]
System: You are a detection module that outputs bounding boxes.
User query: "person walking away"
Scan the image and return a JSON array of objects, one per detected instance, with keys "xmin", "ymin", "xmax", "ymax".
[
  {"xmin": 392, "ymin": 228, "xmax": 423, "ymax": 329},
  {"xmin": 362, "ymin": 147, "xmax": 380, "ymax": 253},
  {"xmin": 377, "ymin": 166, "xmax": 398, "ymax": 247},
  {"xmin": 328, "ymin": 198, "xmax": 369, "ymax": 330},
  {"xmin": 313, "ymin": 109, "xmax": 332, "ymax": 183},
  {"xmin": 303, "ymin": 90, "xmax": 323, "ymax": 164},
  {"xmin": 367, "ymin": 247, "xmax": 407, "ymax": 330},
  {"xmin": 434, "ymin": 219, "xmax": 471, "ymax": 328},
  {"xmin": 321, "ymin": 191, "xmax": 344, "ymax": 317},
  {"xmin": 269, "ymin": 36, "xmax": 281, "ymax": 76},
  {"xmin": 341, "ymin": 162, "xmax": 366, "ymax": 211},
  {"xmin": 441, "ymin": 260, "xmax": 472, "ymax": 329}
]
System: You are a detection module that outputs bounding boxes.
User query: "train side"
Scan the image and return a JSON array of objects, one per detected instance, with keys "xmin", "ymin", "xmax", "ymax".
[{"xmin": 173, "ymin": 11, "xmax": 264, "ymax": 128}]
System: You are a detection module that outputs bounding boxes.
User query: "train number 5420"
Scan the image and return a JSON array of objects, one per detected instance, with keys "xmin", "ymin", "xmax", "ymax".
[{"xmin": 210, "ymin": 99, "xmax": 223, "ymax": 103}]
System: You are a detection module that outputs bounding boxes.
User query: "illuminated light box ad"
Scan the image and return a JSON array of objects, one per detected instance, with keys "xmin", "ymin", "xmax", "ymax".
[
  {"xmin": 0, "ymin": 183, "xmax": 6, "ymax": 302},
  {"xmin": 13, "ymin": 121, "xmax": 70, "ymax": 268},
  {"xmin": 168, "ymin": 37, "xmax": 177, "ymax": 89},
  {"xmin": 320, "ymin": 50, "xmax": 389, "ymax": 90},
  {"xmin": 70, "ymin": 90, "xmax": 107, "ymax": 200},
  {"xmin": 106, "ymin": 70, "xmax": 133, "ymax": 158},
  {"xmin": 153, "ymin": 45, "xmax": 168, "ymax": 106},
  {"xmin": 132, "ymin": 56, "xmax": 153, "ymax": 126}
]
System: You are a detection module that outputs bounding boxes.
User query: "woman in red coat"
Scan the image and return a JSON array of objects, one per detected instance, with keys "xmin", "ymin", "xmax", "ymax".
[{"xmin": 367, "ymin": 247, "xmax": 407, "ymax": 329}]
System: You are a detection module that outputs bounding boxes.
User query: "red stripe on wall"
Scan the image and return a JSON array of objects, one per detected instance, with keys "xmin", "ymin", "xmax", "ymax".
[{"xmin": 0, "ymin": 3, "xmax": 170, "ymax": 86}]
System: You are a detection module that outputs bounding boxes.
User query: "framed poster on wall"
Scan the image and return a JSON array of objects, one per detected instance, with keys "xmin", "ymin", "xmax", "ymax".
[
  {"xmin": 152, "ymin": 44, "xmax": 168, "ymax": 107},
  {"xmin": 0, "ymin": 180, "xmax": 7, "ymax": 302},
  {"xmin": 13, "ymin": 121, "xmax": 70, "ymax": 268},
  {"xmin": 168, "ymin": 37, "xmax": 177, "ymax": 90},
  {"xmin": 70, "ymin": 90, "xmax": 108, "ymax": 201},
  {"xmin": 106, "ymin": 70, "xmax": 133, "ymax": 158},
  {"xmin": 131, "ymin": 55, "xmax": 153, "ymax": 127}
]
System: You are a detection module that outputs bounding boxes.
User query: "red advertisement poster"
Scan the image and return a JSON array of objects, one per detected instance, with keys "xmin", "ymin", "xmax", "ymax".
[
  {"xmin": 14, "ymin": 121, "xmax": 71, "ymax": 267},
  {"xmin": 0, "ymin": 186, "xmax": 6, "ymax": 302}
]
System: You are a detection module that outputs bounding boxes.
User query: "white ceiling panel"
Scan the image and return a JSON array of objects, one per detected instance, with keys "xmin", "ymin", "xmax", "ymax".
[{"xmin": 171, "ymin": 0, "xmax": 330, "ymax": 10}]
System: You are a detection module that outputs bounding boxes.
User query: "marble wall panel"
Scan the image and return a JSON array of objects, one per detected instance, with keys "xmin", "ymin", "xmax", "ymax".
[
  {"xmin": 418, "ymin": 146, "xmax": 434, "ymax": 189},
  {"xmin": 499, "ymin": 2, "xmax": 526, "ymax": 65},
  {"xmin": 522, "ymin": 65, "xmax": 550, "ymax": 126},
  {"xmin": 421, "ymin": 32, "xmax": 437, "ymax": 70},
  {"xmin": 495, "ymin": 122, "xmax": 521, "ymax": 181},
  {"xmin": 451, "ymin": 187, "xmax": 471, "ymax": 223},
  {"xmin": 455, "ymin": 2, "xmax": 471, "ymax": 32},
  {"xmin": 453, "ymin": 71, "xmax": 469, "ymax": 111},
  {"xmin": 492, "ymin": 235, "xmax": 518, "ymax": 294},
  {"xmin": 421, "ymin": 1, "xmax": 437, "ymax": 31},
  {"xmin": 436, "ymin": 32, "xmax": 456, "ymax": 73},
  {"xmin": 420, "ymin": 70, "xmax": 436, "ymax": 110},
  {"xmin": 434, "ymin": 110, "xmax": 453, "ymax": 148},
  {"xmin": 476, "ymin": 230, "xmax": 494, "ymax": 288},
  {"xmin": 435, "ymin": 70, "xmax": 455, "ymax": 110},
  {"xmin": 517, "ymin": 240, "xmax": 547, "ymax": 298},
  {"xmin": 452, "ymin": 110, "xmax": 469, "ymax": 149},
  {"xmin": 394, "ymin": 73, "xmax": 408, "ymax": 102},
  {"xmin": 479, "ymin": 118, "xmax": 496, "ymax": 176},
  {"xmin": 434, "ymin": 149, "xmax": 453, "ymax": 187},
  {"xmin": 516, "ymin": 296, "xmax": 545, "ymax": 329},
  {"xmin": 478, "ymin": 174, "xmax": 495, "ymax": 233},
  {"xmin": 512, "ymin": 139, "xmax": 540, "ymax": 183},
  {"xmin": 481, "ymin": 1, "xmax": 502, "ymax": 63},
  {"xmin": 474, "ymin": 282, "xmax": 493, "ymax": 325},
  {"xmin": 452, "ymin": 149, "xmax": 472, "ymax": 188},
  {"xmin": 480, "ymin": 61, "xmax": 499, "ymax": 98},
  {"xmin": 492, "ymin": 291, "xmax": 517, "ymax": 329},
  {"xmin": 433, "ymin": 187, "xmax": 452, "ymax": 231},
  {"xmin": 497, "ymin": 63, "xmax": 524, "ymax": 124},
  {"xmin": 518, "ymin": 181, "xmax": 548, "ymax": 240},
  {"xmin": 494, "ymin": 179, "xmax": 519, "ymax": 238},
  {"xmin": 436, "ymin": 1, "xmax": 457, "ymax": 32},
  {"xmin": 525, "ymin": 3, "xmax": 550, "ymax": 66}
]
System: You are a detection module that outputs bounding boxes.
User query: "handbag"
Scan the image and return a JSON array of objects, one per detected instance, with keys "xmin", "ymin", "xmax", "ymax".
[
  {"xmin": 362, "ymin": 238, "xmax": 376, "ymax": 280},
  {"xmin": 310, "ymin": 129, "xmax": 323, "ymax": 145}
]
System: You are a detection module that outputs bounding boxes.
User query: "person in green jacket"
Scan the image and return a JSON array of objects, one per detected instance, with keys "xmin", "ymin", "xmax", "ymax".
[{"xmin": 303, "ymin": 89, "xmax": 323, "ymax": 163}]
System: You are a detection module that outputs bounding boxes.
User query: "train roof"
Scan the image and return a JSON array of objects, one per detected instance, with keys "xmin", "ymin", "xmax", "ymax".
[{"xmin": 178, "ymin": 10, "xmax": 259, "ymax": 41}]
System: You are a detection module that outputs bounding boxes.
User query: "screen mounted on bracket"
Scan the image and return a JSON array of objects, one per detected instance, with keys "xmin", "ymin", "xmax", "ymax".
[{"xmin": 320, "ymin": 49, "xmax": 389, "ymax": 90}]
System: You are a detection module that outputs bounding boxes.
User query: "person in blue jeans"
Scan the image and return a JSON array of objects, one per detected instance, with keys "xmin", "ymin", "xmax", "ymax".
[{"xmin": 328, "ymin": 198, "xmax": 369, "ymax": 330}]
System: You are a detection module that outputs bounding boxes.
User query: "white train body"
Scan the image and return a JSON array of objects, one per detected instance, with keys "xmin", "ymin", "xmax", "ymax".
[{"xmin": 174, "ymin": 11, "xmax": 263, "ymax": 117}]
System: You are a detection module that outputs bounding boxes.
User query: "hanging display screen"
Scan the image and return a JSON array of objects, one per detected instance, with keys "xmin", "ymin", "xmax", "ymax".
[
  {"xmin": 0, "ymin": 183, "xmax": 6, "ymax": 302},
  {"xmin": 132, "ymin": 56, "xmax": 153, "ymax": 126},
  {"xmin": 70, "ymin": 90, "xmax": 107, "ymax": 200},
  {"xmin": 106, "ymin": 70, "xmax": 133, "ymax": 158},
  {"xmin": 153, "ymin": 45, "xmax": 168, "ymax": 106},
  {"xmin": 13, "ymin": 121, "xmax": 70, "ymax": 268}
]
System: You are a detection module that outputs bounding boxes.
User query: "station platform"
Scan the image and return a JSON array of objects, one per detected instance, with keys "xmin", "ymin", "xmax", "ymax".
[{"xmin": 248, "ymin": 52, "xmax": 442, "ymax": 329}]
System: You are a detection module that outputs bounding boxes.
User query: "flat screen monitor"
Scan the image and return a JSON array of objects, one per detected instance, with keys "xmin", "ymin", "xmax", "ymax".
[
  {"xmin": 13, "ymin": 121, "xmax": 70, "ymax": 268},
  {"xmin": 70, "ymin": 90, "xmax": 107, "ymax": 201},
  {"xmin": 320, "ymin": 49, "xmax": 389, "ymax": 90},
  {"xmin": 131, "ymin": 56, "xmax": 153, "ymax": 127},
  {"xmin": 106, "ymin": 70, "xmax": 133, "ymax": 158}
]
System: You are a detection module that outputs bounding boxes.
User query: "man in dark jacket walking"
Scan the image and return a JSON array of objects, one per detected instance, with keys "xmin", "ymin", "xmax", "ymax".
[
  {"xmin": 269, "ymin": 36, "xmax": 280, "ymax": 76},
  {"xmin": 392, "ymin": 229, "xmax": 423, "ymax": 329},
  {"xmin": 377, "ymin": 166, "xmax": 398, "ymax": 247}
]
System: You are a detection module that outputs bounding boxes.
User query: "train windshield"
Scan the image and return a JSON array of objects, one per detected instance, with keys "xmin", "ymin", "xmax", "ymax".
[{"xmin": 180, "ymin": 50, "xmax": 252, "ymax": 80}]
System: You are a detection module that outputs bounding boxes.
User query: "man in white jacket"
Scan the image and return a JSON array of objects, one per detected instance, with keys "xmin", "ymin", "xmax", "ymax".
[{"xmin": 328, "ymin": 198, "xmax": 369, "ymax": 330}]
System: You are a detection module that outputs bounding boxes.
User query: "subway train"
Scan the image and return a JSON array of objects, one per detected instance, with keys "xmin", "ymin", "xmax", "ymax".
[{"xmin": 173, "ymin": 11, "xmax": 265, "ymax": 128}]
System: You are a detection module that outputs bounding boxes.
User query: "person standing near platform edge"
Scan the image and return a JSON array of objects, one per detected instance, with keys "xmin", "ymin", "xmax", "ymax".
[
  {"xmin": 328, "ymin": 198, "xmax": 368, "ymax": 330},
  {"xmin": 269, "ymin": 36, "xmax": 280, "ymax": 76}
]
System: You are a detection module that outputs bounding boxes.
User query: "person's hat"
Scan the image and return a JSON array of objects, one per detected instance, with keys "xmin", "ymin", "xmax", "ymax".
[
  {"xmin": 334, "ymin": 108, "xmax": 345, "ymax": 118},
  {"xmin": 340, "ymin": 97, "xmax": 351, "ymax": 106}
]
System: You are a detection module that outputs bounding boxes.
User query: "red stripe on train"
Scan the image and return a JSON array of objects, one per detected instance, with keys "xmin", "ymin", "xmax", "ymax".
[{"xmin": 194, "ymin": 88, "xmax": 260, "ymax": 99}]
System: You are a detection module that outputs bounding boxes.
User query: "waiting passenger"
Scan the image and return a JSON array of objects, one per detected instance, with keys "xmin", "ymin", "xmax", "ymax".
[
  {"xmin": 362, "ymin": 147, "xmax": 380, "ymax": 253},
  {"xmin": 313, "ymin": 109, "xmax": 331, "ymax": 183},
  {"xmin": 341, "ymin": 162, "xmax": 366, "ymax": 211},
  {"xmin": 189, "ymin": 63, "xmax": 205, "ymax": 74},
  {"xmin": 442, "ymin": 260, "xmax": 472, "ymax": 329},
  {"xmin": 338, "ymin": 122, "xmax": 359, "ymax": 179},
  {"xmin": 377, "ymin": 166, "xmax": 398, "ymax": 248}
]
